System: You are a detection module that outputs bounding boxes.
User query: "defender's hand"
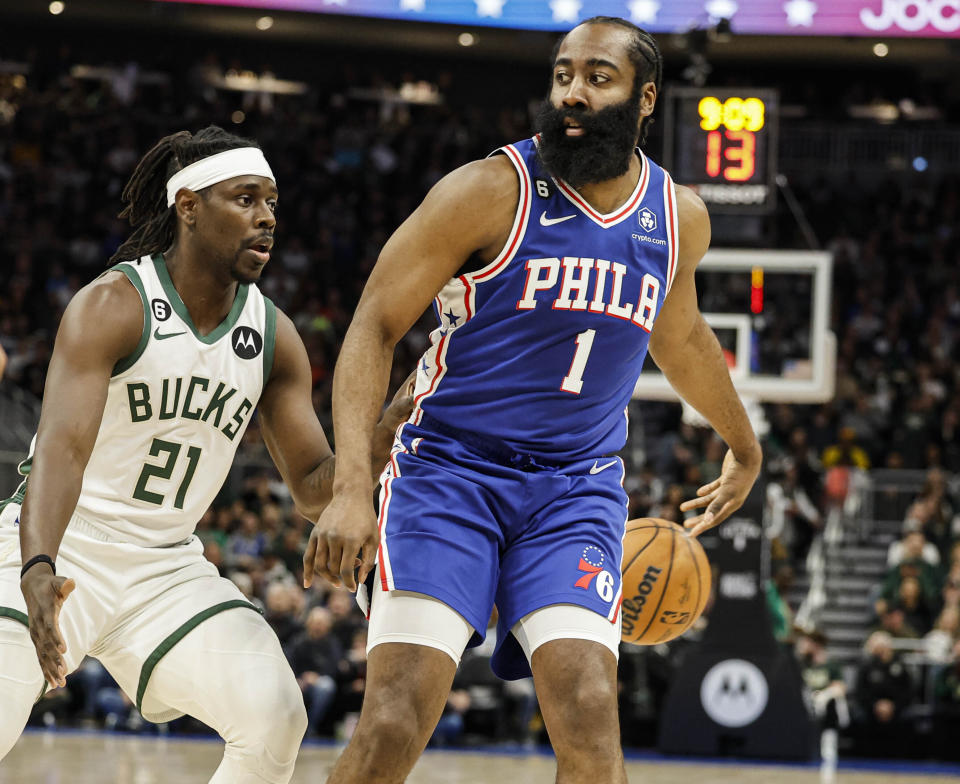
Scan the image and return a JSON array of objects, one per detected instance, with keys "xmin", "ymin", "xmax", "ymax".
[
  {"xmin": 680, "ymin": 446, "xmax": 762, "ymax": 537},
  {"xmin": 20, "ymin": 568, "xmax": 76, "ymax": 688},
  {"xmin": 378, "ymin": 369, "xmax": 417, "ymax": 434},
  {"xmin": 304, "ymin": 491, "xmax": 379, "ymax": 592}
]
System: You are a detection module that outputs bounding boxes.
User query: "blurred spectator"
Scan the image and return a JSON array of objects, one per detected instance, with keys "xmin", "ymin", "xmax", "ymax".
[
  {"xmin": 649, "ymin": 484, "xmax": 684, "ymax": 524},
  {"xmin": 786, "ymin": 427, "xmax": 823, "ymax": 499},
  {"xmin": 894, "ymin": 576, "xmax": 934, "ymax": 636},
  {"xmin": 226, "ymin": 510, "xmax": 268, "ymax": 570},
  {"xmin": 765, "ymin": 564, "xmax": 795, "ymax": 645},
  {"xmin": 288, "ymin": 607, "xmax": 342, "ymax": 737},
  {"xmin": 915, "ymin": 470, "xmax": 958, "ymax": 560},
  {"xmin": 270, "ymin": 526, "xmax": 306, "ymax": 581},
  {"xmin": 766, "ymin": 461, "xmax": 822, "ymax": 566},
  {"xmin": 228, "ymin": 571, "xmax": 265, "ymax": 613},
  {"xmin": 873, "ymin": 607, "xmax": 920, "ymax": 641},
  {"xmin": 333, "ymin": 628, "xmax": 369, "ymax": 738},
  {"xmin": 203, "ymin": 539, "xmax": 225, "ymax": 576},
  {"xmin": 326, "ymin": 588, "xmax": 364, "ymax": 651},
  {"xmin": 878, "ymin": 542, "xmax": 941, "ymax": 618},
  {"xmin": 925, "ymin": 605, "xmax": 960, "ymax": 664},
  {"xmin": 853, "ymin": 632, "xmax": 914, "ymax": 757},
  {"xmin": 822, "ymin": 427, "xmax": 871, "ymax": 470},
  {"xmin": 887, "ymin": 526, "xmax": 940, "ymax": 569},
  {"xmin": 933, "ymin": 639, "xmax": 960, "ymax": 760},
  {"xmin": 264, "ymin": 583, "xmax": 304, "ymax": 650},
  {"xmin": 797, "ymin": 628, "xmax": 847, "ymax": 722},
  {"xmin": 796, "ymin": 628, "xmax": 847, "ymax": 782},
  {"xmin": 625, "ymin": 464, "xmax": 663, "ymax": 520},
  {"xmin": 431, "ymin": 688, "xmax": 471, "ymax": 747}
]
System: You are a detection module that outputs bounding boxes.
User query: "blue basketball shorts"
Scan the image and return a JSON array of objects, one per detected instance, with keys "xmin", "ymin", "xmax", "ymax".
[{"xmin": 374, "ymin": 416, "xmax": 628, "ymax": 680}]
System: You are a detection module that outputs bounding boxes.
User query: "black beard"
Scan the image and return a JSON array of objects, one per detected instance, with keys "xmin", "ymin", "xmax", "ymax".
[{"xmin": 535, "ymin": 94, "xmax": 642, "ymax": 189}]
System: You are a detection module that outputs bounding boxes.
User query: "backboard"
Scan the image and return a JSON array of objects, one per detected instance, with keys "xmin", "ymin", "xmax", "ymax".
[{"xmin": 634, "ymin": 249, "xmax": 835, "ymax": 405}]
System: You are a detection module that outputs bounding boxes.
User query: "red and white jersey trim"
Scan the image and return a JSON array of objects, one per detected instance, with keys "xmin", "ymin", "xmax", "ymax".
[
  {"xmin": 410, "ymin": 142, "xmax": 530, "ymax": 425},
  {"xmin": 410, "ymin": 278, "xmax": 467, "ymax": 426},
  {"xmin": 376, "ymin": 423, "xmax": 408, "ymax": 591},
  {"xmin": 468, "ymin": 143, "xmax": 532, "ymax": 285},
  {"xmin": 533, "ymin": 135, "xmax": 651, "ymax": 230},
  {"xmin": 608, "ymin": 459, "xmax": 628, "ymax": 623},
  {"xmin": 663, "ymin": 172, "xmax": 680, "ymax": 295}
]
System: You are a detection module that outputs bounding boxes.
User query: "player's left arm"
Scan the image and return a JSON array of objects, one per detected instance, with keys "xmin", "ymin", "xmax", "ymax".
[
  {"xmin": 257, "ymin": 310, "xmax": 413, "ymax": 522},
  {"xmin": 648, "ymin": 185, "xmax": 762, "ymax": 536}
]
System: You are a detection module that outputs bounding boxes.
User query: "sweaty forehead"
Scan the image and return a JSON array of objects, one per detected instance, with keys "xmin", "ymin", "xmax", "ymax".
[{"xmin": 555, "ymin": 23, "xmax": 634, "ymax": 71}]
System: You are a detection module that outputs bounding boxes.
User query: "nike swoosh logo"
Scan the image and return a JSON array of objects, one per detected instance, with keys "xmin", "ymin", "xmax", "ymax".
[
  {"xmin": 540, "ymin": 211, "xmax": 577, "ymax": 227},
  {"xmin": 589, "ymin": 459, "xmax": 619, "ymax": 475},
  {"xmin": 154, "ymin": 328, "xmax": 187, "ymax": 341}
]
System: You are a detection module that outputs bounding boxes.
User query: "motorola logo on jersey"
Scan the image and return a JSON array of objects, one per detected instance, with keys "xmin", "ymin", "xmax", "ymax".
[
  {"xmin": 232, "ymin": 327, "xmax": 263, "ymax": 359},
  {"xmin": 638, "ymin": 207, "xmax": 658, "ymax": 233},
  {"xmin": 860, "ymin": 0, "xmax": 960, "ymax": 31},
  {"xmin": 151, "ymin": 299, "xmax": 171, "ymax": 321},
  {"xmin": 700, "ymin": 659, "xmax": 769, "ymax": 727}
]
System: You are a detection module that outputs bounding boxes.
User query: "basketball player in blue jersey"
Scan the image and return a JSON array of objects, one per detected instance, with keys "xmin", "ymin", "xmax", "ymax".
[
  {"xmin": 309, "ymin": 17, "xmax": 762, "ymax": 783},
  {"xmin": 0, "ymin": 126, "xmax": 412, "ymax": 782}
]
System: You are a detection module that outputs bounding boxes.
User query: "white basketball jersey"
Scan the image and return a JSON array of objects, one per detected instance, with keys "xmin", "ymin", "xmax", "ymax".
[{"xmin": 25, "ymin": 254, "xmax": 276, "ymax": 547}]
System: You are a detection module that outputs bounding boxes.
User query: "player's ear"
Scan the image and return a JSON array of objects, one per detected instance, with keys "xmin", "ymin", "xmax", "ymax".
[
  {"xmin": 639, "ymin": 81, "xmax": 657, "ymax": 119},
  {"xmin": 174, "ymin": 189, "xmax": 200, "ymax": 228}
]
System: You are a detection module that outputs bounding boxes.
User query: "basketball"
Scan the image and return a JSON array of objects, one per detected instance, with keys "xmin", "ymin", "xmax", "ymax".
[{"xmin": 620, "ymin": 518, "xmax": 711, "ymax": 645}]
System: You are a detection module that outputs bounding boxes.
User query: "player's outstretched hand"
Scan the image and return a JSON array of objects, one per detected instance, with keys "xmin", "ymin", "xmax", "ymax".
[
  {"xmin": 679, "ymin": 446, "xmax": 762, "ymax": 537},
  {"xmin": 20, "ymin": 569, "xmax": 76, "ymax": 688},
  {"xmin": 304, "ymin": 491, "xmax": 379, "ymax": 592}
]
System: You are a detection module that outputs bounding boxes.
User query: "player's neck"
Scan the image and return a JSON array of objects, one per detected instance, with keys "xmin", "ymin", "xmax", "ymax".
[
  {"xmin": 572, "ymin": 152, "xmax": 642, "ymax": 215},
  {"xmin": 162, "ymin": 245, "xmax": 240, "ymax": 337}
]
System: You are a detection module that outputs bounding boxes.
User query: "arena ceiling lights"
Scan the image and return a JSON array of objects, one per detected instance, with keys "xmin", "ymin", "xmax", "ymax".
[{"xmin": 154, "ymin": 0, "xmax": 960, "ymax": 37}]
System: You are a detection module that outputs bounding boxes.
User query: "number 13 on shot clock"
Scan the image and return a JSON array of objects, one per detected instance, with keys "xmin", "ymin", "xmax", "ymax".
[{"xmin": 663, "ymin": 87, "xmax": 779, "ymax": 214}]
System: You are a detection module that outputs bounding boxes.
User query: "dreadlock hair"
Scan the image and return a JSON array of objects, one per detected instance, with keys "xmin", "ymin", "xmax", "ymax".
[
  {"xmin": 109, "ymin": 126, "xmax": 259, "ymax": 265},
  {"xmin": 550, "ymin": 16, "xmax": 663, "ymax": 146}
]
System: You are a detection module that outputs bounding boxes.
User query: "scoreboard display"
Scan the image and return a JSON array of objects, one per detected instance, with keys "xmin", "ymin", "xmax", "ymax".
[{"xmin": 663, "ymin": 88, "xmax": 779, "ymax": 215}]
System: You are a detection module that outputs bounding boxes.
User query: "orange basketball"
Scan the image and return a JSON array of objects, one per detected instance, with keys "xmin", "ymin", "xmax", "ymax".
[{"xmin": 620, "ymin": 518, "xmax": 711, "ymax": 645}]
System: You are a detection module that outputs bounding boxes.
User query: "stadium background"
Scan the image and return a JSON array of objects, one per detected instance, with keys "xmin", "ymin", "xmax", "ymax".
[{"xmin": 0, "ymin": 0, "xmax": 959, "ymax": 775}]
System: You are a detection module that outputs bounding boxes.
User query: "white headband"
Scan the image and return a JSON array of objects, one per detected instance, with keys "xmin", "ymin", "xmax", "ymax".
[{"xmin": 166, "ymin": 147, "xmax": 275, "ymax": 207}]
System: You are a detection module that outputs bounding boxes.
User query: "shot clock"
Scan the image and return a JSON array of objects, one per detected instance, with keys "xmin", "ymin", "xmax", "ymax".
[{"xmin": 663, "ymin": 88, "xmax": 779, "ymax": 214}]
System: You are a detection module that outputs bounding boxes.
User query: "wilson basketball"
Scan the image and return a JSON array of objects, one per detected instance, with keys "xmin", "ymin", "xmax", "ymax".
[{"xmin": 620, "ymin": 518, "xmax": 711, "ymax": 645}]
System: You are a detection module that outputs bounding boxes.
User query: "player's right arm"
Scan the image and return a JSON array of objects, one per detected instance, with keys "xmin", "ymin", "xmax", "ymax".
[
  {"xmin": 19, "ymin": 271, "xmax": 142, "ymax": 687},
  {"xmin": 304, "ymin": 154, "xmax": 518, "ymax": 591}
]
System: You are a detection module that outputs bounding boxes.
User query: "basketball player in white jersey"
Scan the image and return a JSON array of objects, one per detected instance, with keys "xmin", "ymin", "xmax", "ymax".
[{"xmin": 0, "ymin": 126, "xmax": 412, "ymax": 783}]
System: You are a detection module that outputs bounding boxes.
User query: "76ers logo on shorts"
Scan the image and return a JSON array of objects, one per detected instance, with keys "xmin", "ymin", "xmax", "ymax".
[{"xmin": 574, "ymin": 545, "xmax": 615, "ymax": 602}]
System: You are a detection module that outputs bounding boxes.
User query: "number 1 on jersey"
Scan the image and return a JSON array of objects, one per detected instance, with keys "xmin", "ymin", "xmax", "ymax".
[{"xmin": 561, "ymin": 329, "xmax": 596, "ymax": 395}]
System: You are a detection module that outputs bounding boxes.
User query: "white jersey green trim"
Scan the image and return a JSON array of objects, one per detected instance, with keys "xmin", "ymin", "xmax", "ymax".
[
  {"xmin": 262, "ymin": 296, "xmax": 277, "ymax": 383},
  {"xmin": 2, "ymin": 254, "xmax": 278, "ymax": 547},
  {"xmin": 111, "ymin": 262, "xmax": 152, "ymax": 376},
  {"xmin": 135, "ymin": 600, "xmax": 261, "ymax": 713},
  {"xmin": 0, "ymin": 608, "xmax": 46, "ymax": 701},
  {"xmin": 0, "ymin": 443, "xmax": 33, "ymax": 513},
  {"xmin": 152, "ymin": 254, "xmax": 249, "ymax": 344}
]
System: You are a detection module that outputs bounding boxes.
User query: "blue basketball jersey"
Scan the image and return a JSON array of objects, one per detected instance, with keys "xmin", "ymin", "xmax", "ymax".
[{"xmin": 411, "ymin": 136, "xmax": 679, "ymax": 462}]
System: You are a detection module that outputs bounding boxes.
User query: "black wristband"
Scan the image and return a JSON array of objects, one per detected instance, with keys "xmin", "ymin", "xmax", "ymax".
[{"xmin": 20, "ymin": 554, "xmax": 56, "ymax": 579}]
